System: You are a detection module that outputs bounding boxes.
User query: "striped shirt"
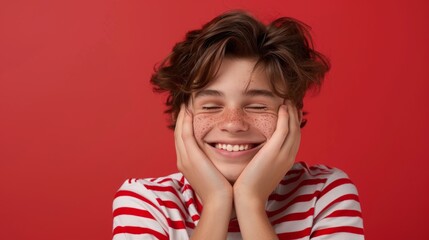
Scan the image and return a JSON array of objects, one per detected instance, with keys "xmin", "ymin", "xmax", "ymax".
[{"xmin": 112, "ymin": 162, "xmax": 364, "ymax": 239}]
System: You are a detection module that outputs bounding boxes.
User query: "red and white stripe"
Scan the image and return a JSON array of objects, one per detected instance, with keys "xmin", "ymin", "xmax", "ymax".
[{"xmin": 113, "ymin": 162, "xmax": 364, "ymax": 239}]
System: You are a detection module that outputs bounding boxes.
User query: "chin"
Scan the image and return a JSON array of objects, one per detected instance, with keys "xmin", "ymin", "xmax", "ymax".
[{"xmin": 217, "ymin": 165, "xmax": 246, "ymax": 184}]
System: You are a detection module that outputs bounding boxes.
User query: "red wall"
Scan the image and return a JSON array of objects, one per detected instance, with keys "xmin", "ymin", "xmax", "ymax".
[{"xmin": 1, "ymin": 1, "xmax": 428, "ymax": 239}]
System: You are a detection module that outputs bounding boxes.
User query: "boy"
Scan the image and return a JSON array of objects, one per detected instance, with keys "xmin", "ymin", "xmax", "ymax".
[{"xmin": 113, "ymin": 11, "xmax": 364, "ymax": 240}]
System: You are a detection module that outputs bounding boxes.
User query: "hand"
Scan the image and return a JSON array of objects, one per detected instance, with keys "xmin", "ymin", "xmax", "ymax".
[
  {"xmin": 175, "ymin": 104, "xmax": 233, "ymax": 206},
  {"xmin": 175, "ymin": 104, "xmax": 233, "ymax": 239},
  {"xmin": 234, "ymin": 101, "xmax": 300, "ymax": 202},
  {"xmin": 233, "ymin": 101, "xmax": 301, "ymax": 239}
]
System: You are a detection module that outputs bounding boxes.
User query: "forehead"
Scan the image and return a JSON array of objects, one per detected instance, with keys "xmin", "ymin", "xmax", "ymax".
[{"xmin": 199, "ymin": 58, "xmax": 272, "ymax": 93}]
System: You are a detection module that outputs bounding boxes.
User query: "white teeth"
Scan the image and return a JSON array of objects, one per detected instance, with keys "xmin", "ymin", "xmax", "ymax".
[{"xmin": 214, "ymin": 143, "xmax": 251, "ymax": 152}]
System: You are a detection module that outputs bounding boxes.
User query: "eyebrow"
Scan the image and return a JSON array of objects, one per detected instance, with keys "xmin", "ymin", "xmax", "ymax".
[
  {"xmin": 194, "ymin": 89, "xmax": 275, "ymax": 99},
  {"xmin": 194, "ymin": 89, "xmax": 224, "ymax": 98},
  {"xmin": 244, "ymin": 89, "xmax": 276, "ymax": 98}
]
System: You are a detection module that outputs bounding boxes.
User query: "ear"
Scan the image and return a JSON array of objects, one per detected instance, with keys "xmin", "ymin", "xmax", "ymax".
[{"xmin": 299, "ymin": 110, "xmax": 308, "ymax": 128}]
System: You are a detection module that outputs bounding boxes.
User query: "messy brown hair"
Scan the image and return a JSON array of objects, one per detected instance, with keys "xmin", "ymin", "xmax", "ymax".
[{"xmin": 151, "ymin": 10, "xmax": 330, "ymax": 129}]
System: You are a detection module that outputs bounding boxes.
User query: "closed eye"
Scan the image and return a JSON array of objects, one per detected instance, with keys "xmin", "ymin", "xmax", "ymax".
[
  {"xmin": 202, "ymin": 106, "xmax": 222, "ymax": 111},
  {"xmin": 246, "ymin": 105, "xmax": 268, "ymax": 111}
]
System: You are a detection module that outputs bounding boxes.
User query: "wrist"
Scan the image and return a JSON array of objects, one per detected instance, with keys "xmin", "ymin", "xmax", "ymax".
[
  {"xmin": 233, "ymin": 185, "xmax": 266, "ymax": 209},
  {"xmin": 191, "ymin": 196, "xmax": 233, "ymax": 240},
  {"xmin": 199, "ymin": 185, "xmax": 233, "ymax": 205},
  {"xmin": 234, "ymin": 197, "xmax": 277, "ymax": 240},
  {"xmin": 234, "ymin": 195, "xmax": 266, "ymax": 215}
]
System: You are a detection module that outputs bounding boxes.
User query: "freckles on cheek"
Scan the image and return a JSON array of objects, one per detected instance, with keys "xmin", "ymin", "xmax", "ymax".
[
  {"xmin": 251, "ymin": 114, "xmax": 277, "ymax": 138},
  {"xmin": 193, "ymin": 115, "xmax": 216, "ymax": 140}
]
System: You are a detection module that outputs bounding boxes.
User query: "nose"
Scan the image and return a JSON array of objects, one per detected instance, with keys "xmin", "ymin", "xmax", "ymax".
[{"xmin": 218, "ymin": 108, "xmax": 249, "ymax": 133}]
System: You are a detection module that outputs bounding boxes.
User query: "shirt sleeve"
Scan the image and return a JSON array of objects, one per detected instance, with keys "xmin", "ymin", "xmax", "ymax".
[
  {"xmin": 112, "ymin": 179, "xmax": 169, "ymax": 240},
  {"xmin": 310, "ymin": 168, "xmax": 365, "ymax": 239}
]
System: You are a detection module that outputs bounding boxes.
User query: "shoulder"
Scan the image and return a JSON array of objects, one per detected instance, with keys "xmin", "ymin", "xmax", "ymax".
[
  {"xmin": 113, "ymin": 173, "xmax": 189, "ymax": 218},
  {"xmin": 297, "ymin": 162, "xmax": 359, "ymax": 199},
  {"xmin": 272, "ymin": 162, "xmax": 360, "ymax": 206},
  {"xmin": 288, "ymin": 162, "xmax": 350, "ymax": 178},
  {"xmin": 116, "ymin": 173, "xmax": 186, "ymax": 195},
  {"xmin": 279, "ymin": 162, "xmax": 364, "ymax": 238},
  {"xmin": 286, "ymin": 162, "xmax": 357, "ymax": 192},
  {"xmin": 112, "ymin": 173, "xmax": 190, "ymax": 239},
  {"xmin": 113, "ymin": 173, "xmax": 187, "ymax": 206},
  {"xmin": 280, "ymin": 162, "xmax": 361, "ymax": 212},
  {"xmin": 292, "ymin": 163, "xmax": 364, "ymax": 237}
]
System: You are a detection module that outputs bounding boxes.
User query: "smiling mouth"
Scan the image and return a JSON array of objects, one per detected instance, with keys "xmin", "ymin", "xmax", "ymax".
[{"xmin": 208, "ymin": 143, "xmax": 262, "ymax": 152}]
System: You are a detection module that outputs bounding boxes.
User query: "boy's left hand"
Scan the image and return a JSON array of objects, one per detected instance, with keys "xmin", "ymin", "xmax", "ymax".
[{"xmin": 233, "ymin": 101, "xmax": 301, "ymax": 207}]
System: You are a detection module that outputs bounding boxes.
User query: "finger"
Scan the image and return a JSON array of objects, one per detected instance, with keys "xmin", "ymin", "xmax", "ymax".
[
  {"xmin": 265, "ymin": 104, "xmax": 290, "ymax": 152},
  {"xmin": 175, "ymin": 104, "xmax": 187, "ymax": 165},
  {"xmin": 180, "ymin": 110, "xmax": 226, "ymax": 189},
  {"xmin": 286, "ymin": 101, "xmax": 300, "ymax": 137},
  {"xmin": 247, "ymin": 104, "xmax": 289, "ymax": 170},
  {"xmin": 175, "ymin": 104, "xmax": 185, "ymax": 138},
  {"xmin": 181, "ymin": 110, "xmax": 211, "ymax": 163},
  {"xmin": 187, "ymin": 97, "xmax": 194, "ymax": 114},
  {"xmin": 278, "ymin": 101, "xmax": 301, "ymax": 159},
  {"xmin": 276, "ymin": 104, "xmax": 290, "ymax": 137}
]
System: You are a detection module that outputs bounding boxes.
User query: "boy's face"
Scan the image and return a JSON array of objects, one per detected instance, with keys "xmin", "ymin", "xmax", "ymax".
[{"xmin": 191, "ymin": 58, "xmax": 284, "ymax": 183}]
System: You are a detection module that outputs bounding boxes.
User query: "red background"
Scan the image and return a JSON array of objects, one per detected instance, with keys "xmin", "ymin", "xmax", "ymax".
[{"xmin": 1, "ymin": 0, "xmax": 428, "ymax": 239}]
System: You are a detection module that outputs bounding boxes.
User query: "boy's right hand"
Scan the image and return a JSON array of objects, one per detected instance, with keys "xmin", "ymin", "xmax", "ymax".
[
  {"xmin": 175, "ymin": 104, "xmax": 233, "ymax": 239},
  {"xmin": 174, "ymin": 104, "xmax": 233, "ymax": 207}
]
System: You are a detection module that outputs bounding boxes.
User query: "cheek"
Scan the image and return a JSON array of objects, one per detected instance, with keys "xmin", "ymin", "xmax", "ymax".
[
  {"xmin": 193, "ymin": 114, "xmax": 216, "ymax": 141},
  {"xmin": 250, "ymin": 114, "xmax": 277, "ymax": 139}
]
